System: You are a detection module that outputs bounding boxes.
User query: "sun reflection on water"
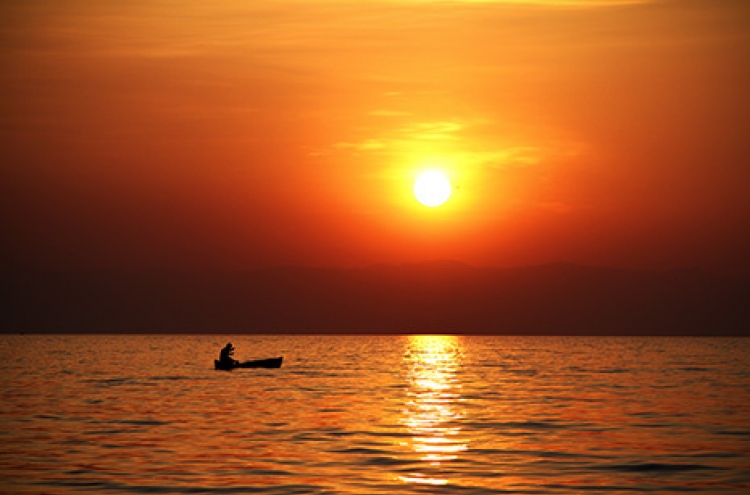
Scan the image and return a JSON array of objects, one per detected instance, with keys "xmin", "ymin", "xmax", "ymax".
[{"xmin": 400, "ymin": 335, "xmax": 467, "ymax": 486}]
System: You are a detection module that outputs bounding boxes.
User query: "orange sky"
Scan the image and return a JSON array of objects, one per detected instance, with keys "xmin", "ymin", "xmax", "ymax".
[{"xmin": 2, "ymin": 0, "xmax": 749, "ymax": 274}]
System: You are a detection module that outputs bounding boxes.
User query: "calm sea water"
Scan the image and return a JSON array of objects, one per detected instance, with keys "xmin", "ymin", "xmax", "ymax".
[{"xmin": 1, "ymin": 335, "xmax": 749, "ymax": 494}]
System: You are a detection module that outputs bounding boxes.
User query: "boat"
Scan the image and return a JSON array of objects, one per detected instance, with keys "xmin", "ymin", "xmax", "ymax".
[{"xmin": 214, "ymin": 356, "xmax": 283, "ymax": 370}]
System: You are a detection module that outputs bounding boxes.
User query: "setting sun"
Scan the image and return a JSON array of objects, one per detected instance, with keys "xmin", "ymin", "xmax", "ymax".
[{"xmin": 414, "ymin": 171, "xmax": 451, "ymax": 207}]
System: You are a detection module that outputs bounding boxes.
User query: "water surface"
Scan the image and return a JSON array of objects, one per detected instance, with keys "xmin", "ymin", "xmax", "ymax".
[{"xmin": 1, "ymin": 335, "xmax": 748, "ymax": 494}]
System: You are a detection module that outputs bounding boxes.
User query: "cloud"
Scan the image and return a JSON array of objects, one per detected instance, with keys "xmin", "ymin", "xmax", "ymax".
[
  {"xmin": 329, "ymin": 118, "xmax": 464, "ymax": 156},
  {"xmin": 399, "ymin": 121, "xmax": 465, "ymax": 140},
  {"xmin": 334, "ymin": 139, "xmax": 387, "ymax": 151},
  {"xmin": 462, "ymin": 148, "xmax": 544, "ymax": 169},
  {"xmin": 326, "ymin": 114, "xmax": 575, "ymax": 171},
  {"xmin": 368, "ymin": 109, "xmax": 412, "ymax": 117}
]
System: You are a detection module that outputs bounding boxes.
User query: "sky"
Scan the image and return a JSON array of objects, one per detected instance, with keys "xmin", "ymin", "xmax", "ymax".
[{"xmin": 2, "ymin": 0, "xmax": 749, "ymax": 275}]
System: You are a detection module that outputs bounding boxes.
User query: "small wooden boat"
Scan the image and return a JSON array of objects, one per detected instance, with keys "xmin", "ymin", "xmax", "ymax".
[{"xmin": 214, "ymin": 356, "xmax": 283, "ymax": 370}]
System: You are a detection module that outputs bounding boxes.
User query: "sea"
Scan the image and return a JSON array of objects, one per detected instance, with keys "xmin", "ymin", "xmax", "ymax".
[{"xmin": 1, "ymin": 335, "xmax": 749, "ymax": 494}]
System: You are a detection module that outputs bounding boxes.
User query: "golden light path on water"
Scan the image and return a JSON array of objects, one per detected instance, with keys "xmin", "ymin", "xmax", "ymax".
[{"xmin": 400, "ymin": 335, "xmax": 468, "ymax": 486}]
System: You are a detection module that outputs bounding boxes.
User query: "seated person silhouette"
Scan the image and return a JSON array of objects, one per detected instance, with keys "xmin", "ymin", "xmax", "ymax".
[{"xmin": 219, "ymin": 342, "xmax": 239, "ymax": 367}]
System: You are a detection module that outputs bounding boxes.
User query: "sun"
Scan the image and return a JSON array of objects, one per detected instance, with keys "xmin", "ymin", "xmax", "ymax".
[{"xmin": 413, "ymin": 170, "xmax": 451, "ymax": 207}]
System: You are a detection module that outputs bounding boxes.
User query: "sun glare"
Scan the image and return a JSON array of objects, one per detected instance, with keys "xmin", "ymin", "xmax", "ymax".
[
  {"xmin": 400, "ymin": 335, "xmax": 467, "ymax": 486},
  {"xmin": 414, "ymin": 171, "xmax": 451, "ymax": 207}
]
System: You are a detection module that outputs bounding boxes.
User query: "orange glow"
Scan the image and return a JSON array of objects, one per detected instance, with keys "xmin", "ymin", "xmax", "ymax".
[
  {"xmin": 1, "ymin": 0, "xmax": 748, "ymax": 273},
  {"xmin": 400, "ymin": 335, "xmax": 467, "ymax": 486}
]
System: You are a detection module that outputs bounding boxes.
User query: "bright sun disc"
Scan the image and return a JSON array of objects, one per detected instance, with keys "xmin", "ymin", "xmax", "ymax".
[{"xmin": 414, "ymin": 171, "xmax": 451, "ymax": 207}]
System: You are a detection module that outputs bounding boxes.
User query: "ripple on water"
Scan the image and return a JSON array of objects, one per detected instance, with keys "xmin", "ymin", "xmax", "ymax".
[{"xmin": 2, "ymin": 335, "xmax": 750, "ymax": 495}]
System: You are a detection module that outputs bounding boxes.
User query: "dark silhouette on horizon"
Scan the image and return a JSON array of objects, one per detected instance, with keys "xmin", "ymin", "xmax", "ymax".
[{"xmin": 2, "ymin": 262, "xmax": 748, "ymax": 335}]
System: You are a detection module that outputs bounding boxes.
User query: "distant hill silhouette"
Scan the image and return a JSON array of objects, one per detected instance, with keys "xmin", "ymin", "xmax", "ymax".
[{"xmin": 2, "ymin": 262, "xmax": 748, "ymax": 335}]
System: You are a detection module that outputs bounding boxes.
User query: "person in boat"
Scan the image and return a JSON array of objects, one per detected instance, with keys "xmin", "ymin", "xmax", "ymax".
[{"xmin": 219, "ymin": 342, "xmax": 239, "ymax": 367}]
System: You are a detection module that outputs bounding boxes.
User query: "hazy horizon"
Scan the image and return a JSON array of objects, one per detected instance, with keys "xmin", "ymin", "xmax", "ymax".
[{"xmin": 4, "ymin": 262, "xmax": 748, "ymax": 335}]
